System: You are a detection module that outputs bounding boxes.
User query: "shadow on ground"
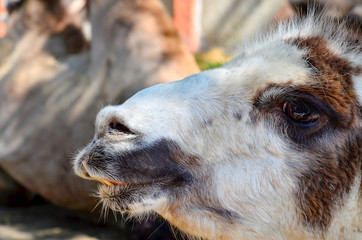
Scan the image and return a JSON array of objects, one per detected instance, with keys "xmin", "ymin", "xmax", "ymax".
[{"xmin": 0, "ymin": 202, "xmax": 174, "ymax": 240}]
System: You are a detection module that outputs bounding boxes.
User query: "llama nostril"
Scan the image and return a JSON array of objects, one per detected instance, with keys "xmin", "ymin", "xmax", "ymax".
[{"xmin": 109, "ymin": 121, "xmax": 134, "ymax": 134}]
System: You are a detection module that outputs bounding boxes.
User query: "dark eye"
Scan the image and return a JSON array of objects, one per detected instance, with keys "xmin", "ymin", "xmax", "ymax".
[
  {"xmin": 282, "ymin": 101, "xmax": 320, "ymax": 126},
  {"xmin": 109, "ymin": 121, "xmax": 133, "ymax": 134}
]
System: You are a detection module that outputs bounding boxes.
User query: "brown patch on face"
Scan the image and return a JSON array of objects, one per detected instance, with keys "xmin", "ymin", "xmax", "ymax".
[
  {"xmin": 286, "ymin": 37, "xmax": 362, "ymax": 231},
  {"xmin": 291, "ymin": 36, "xmax": 361, "ymax": 127},
  {"xmin": 296, "ymin": 133, "xmax": 361, "ymax": 231}
]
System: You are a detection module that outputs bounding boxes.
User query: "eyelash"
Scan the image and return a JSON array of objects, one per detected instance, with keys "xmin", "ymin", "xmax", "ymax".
[{"xmin": 255, "ymin": 90, "xmax": 331, "ymax": 144}]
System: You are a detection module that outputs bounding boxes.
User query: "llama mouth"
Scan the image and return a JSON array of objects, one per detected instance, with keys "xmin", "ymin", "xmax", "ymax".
[
  {"xmin": 96, "ymin": 178, "xmax": 154, "ymax": 188},
  {"xmin": 78, "ymin": 140, "xmax": 194, "ymax": 212},
  {"xmin": 96, "ymin": 179, "xmax": 127, "ymax": 187},
  {"xmin": 97, "ymin": 179, "xmax": 164, "ymax": 213}
]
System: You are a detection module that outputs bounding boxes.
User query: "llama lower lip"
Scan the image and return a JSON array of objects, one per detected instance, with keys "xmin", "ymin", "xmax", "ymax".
[
  {"xmin": 98, "ymin": 179, "xmax": 153, "ymax": 188},
  {"xmin": 98, "ymin": 179, "xmax": 127, "ymax": 187},
  {"xmin": 98, "ymin": 180, "xmax": 163, "ymax": 213}
]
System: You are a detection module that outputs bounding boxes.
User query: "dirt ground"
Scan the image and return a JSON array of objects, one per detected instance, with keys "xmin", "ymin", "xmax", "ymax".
[
  {"xmin": 0, "ymin": 203, "xmax": 126, "ymax": 240},
  {"xmin": 0, "ymin": 202, "xmax": 174, "ymax": 240}
]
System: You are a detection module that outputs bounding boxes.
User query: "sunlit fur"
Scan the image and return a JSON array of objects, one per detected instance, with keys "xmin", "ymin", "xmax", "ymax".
[{"xmin": 74, "ymin": 14, "xmax": 361, "ymax": 240}]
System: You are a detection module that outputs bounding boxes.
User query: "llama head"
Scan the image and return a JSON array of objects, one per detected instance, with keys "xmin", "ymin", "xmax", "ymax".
[{"xmin": 74, "ymin": 16, "xmax": 361, "ymax": 239}]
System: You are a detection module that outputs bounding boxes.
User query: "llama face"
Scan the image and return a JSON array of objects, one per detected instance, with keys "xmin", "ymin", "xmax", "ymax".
[{"xmin": 74, "ymin": 18, "xmax": 361, "ymax": 239}]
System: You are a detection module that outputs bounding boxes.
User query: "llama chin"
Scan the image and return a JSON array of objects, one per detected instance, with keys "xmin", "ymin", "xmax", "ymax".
[{"xmin": 74, "ymin": 15, "xmax": 361, "ymax": 240}]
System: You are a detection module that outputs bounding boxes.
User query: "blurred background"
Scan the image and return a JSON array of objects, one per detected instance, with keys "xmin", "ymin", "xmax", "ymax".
[{"xmin": 0, "ymin": 0, "xmax": 360, "ymax": 239}]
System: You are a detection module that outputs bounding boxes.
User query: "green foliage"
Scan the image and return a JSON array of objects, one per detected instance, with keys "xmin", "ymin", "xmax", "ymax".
[{"xmin": 194, "ymin": 55, "xmax": 224, "ymax": 71}]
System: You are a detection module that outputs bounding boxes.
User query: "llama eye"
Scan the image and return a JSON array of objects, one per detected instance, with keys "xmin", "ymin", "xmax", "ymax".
[
  {"xmin": 282, "ymin": 101, "xmax": 320, "ymax": 126},
  {"xmin": 109, "ymin": 121, "xmax": 133, "ymax": 134}
]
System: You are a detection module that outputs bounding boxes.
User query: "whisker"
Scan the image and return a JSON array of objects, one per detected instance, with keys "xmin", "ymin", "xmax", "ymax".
[{"xmin": 147, "ymin": 220, "xmax": 166, "ymax": 240}]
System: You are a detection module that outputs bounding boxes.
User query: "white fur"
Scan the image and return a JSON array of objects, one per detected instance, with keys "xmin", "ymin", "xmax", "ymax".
[{"xmin": 75, "ymin": 15, "xmax": 361, "ymax": 240}]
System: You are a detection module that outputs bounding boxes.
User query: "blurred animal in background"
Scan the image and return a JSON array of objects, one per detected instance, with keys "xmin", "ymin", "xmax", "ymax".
[
  {"xmin": 74, "ymin": 4, "xmax": 361, "ymax": 240},
  {"xmin": 0, "ymin": 0, "xmax": 360, "ymax": 239},
  {"xmin": 0, "ymin": 0, "xmax": 198, "ymax": 210}
]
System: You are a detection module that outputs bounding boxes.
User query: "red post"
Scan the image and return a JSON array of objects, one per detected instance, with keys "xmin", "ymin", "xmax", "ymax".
[
  {"xmin": 173, "ymin": 0, "xmax": 201, "ymax": 53},
  {"xmin": 0, "ymin": 0, "xmax": 7, "ymax": 38}
]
